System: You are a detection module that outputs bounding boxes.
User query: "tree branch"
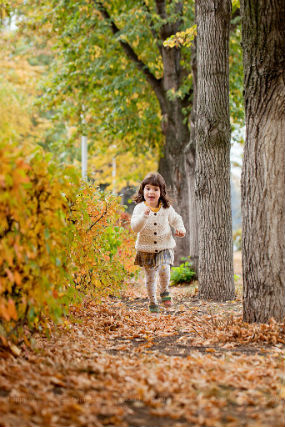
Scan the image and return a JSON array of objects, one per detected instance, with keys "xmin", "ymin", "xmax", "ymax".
[
  {"xmin": 155, "ymin": 0, "xmax": 183, "ymax": 39},
  {"xmin": 155, "ymin": 0, "xmax": 167, "ymax": 20},
  {"xmin": 94, "ymin": 1, "xmax": 166, "ymax": 109}
]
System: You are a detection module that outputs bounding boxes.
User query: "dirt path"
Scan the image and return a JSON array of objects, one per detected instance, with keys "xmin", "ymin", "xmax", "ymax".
[{"xmin": 0, "ymin": 253, "xmax": 284, "ymax": 427}]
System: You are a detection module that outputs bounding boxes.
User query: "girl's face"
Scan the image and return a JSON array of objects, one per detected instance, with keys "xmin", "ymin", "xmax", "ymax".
[{"xmin": 143, "ymin": 184, "xmax": 161, "ymax": 207}]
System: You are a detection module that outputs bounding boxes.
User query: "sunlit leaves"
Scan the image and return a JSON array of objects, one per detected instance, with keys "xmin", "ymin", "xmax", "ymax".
[
  {"xmin": 0, "ymin": 141, "xmax": 138, "ymax": 341},
  {"xmin": 163, "ymin": 25, "xmax": 197, "ymax": 48},
  {"xmin": 89, "ymin": 143, "xmax": 157, "ymax": 191},
  {"xmin": 22, "ymin": 0, "xmax": 194, "ymax": 155}
]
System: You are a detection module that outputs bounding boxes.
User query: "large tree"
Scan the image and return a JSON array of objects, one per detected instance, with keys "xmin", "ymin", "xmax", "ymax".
[
  {"xmin": 29, "ymin": 0, "xmax": 198, "ymax": 265},
  {"xmin": 195, "ymin": 0, "xmax": 235, "ymax": 300},
  {"xmin": 23, "ymin": 0, "xmax": 243, "ymax": 271},
  {"xmin": 240, "ymin": 0, "xmax": 285, "ymax": 322}
]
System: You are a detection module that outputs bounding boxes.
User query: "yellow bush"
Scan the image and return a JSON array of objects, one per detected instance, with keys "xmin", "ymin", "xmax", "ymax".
[
  {"xmin": 0, "ymin": 141, "xmax": 137, "ymax": 342},
  {"xmin": 68, "ymin": 185, "xmax": 138, "ymax": 300}
]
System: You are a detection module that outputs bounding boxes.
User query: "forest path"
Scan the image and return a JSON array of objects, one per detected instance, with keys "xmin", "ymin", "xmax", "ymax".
[{"xmin": 1, "ymin": 253, "xmax": 284, "ymax": 427}]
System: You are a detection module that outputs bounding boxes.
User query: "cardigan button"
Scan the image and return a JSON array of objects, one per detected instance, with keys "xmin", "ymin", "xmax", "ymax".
[
  {"xmin": 154, "ymin": 222, "xmax": 157, "ymax": 225},
  {"xmin": 154, "ymin": 241, "xmax": 157, "ymax": 244},
  {"xmin": 154, "ymin": 213, "xmax": 157, "ymax": 216},
  {"xmin": 154, "ymin": 232, "xmax": 157, "ymax": 235},
  {"xmin": 155, "ymin": 250, "xmax": 158, "ymax": 253}
]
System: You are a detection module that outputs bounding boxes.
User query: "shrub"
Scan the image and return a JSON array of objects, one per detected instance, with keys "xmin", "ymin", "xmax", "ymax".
[
  {"xmin": 170, "ymin": 260, "xmax": 196, "ymax": 286},
  {"xmin": 0, "ymin": 141, "xmax": 137, "ymax": 343},
  {"xmin": 0, "ymin": 142, "xmax": 74, "ymax": 338},
  {"xmin": 69, "ymin": 187, "xmax": 138, "ymax": 300}
]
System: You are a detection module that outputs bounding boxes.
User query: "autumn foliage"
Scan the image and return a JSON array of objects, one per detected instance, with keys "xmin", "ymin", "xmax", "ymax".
[{"xmin": 0, "ymin": 141, "xmax": 137, "ymax": 342}]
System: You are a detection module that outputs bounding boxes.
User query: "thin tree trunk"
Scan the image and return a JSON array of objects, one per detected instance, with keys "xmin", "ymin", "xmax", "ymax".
[
  {"xmin": 196, "ymin": 0, "xmax": 235, "ymax": 301},
  {"xmin": 240, "ymin": 0, "xmax": 285, "ymax": 322},
  {"xmin": 185, "ymin": 143, "xmax": 198, "ymax": 272},
  {"xmin": 186, "ymin": 32, "xmax": 199, "ymax": 274}
]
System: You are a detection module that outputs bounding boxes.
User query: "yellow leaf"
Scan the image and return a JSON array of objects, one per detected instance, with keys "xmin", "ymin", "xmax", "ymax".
[{"xmin": 9, "ymin": 343, "xmax": 21, "ymax": 356}]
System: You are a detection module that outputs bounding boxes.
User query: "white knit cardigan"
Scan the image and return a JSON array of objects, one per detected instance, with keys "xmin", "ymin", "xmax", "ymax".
[{"xmin": 131, "ymin": 202, "xmax": 186, "ymax": 253}]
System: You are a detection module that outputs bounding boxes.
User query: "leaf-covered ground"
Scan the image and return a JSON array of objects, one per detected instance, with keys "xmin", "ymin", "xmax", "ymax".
[{"xmin": 1, "ymin": 253, "xmax": 284, "ymax": 427}]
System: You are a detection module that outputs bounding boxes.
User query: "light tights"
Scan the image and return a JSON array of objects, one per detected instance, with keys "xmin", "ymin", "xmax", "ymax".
[{"xmin": 144, "ymin": 264, "xmax": 170, "ymax": 304}]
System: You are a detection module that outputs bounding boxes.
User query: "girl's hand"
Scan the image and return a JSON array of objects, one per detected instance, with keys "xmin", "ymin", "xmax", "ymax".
[
  {"xmin": 175, "ymin": 230, "xmax": 185, "ymax": 237},
  {"xmin": 144, "ymin": 208, "xmax": 151, "ymax": 216}
]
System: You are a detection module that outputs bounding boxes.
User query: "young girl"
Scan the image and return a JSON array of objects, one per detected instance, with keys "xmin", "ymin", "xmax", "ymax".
[{"xmin": 131, "ymin": 172, "xmax": 186, "ymax": 313}]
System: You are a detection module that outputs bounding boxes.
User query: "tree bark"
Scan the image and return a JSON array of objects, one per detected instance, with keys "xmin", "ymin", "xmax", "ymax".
[
  {"xmin": 240, "ymin": 0, "xmax": 285, "ymax": 322},
  {"xmin": 196, "ymin": 0, "xmax": 235, "ymax": 301},
  {"xmin": 184, "ymin": 34, "xmax": 199, "ymax": 274}
]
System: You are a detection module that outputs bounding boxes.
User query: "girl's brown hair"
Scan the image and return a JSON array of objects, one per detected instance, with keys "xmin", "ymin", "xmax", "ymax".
[{"xmin": 133, "ymin": 172, "xmax": 171, "ymax": 208}]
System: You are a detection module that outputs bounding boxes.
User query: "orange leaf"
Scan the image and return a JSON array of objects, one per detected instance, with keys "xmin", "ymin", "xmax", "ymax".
[
  {"xmin": 14, "ymin": 271, "xmax": 22, "ymax": 285},
  {"xmin": 0, "ymin": 303, "xmax": 10, "ymax": 321},
  {"xmin": 7, "ymin": 299, "xmax": 18, "ymax": 321}
]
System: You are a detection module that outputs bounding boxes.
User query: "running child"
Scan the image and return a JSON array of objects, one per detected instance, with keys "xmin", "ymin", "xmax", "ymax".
[{"xmin": 131, "ymin": 172, "xmax": 186, "ymax": 313}]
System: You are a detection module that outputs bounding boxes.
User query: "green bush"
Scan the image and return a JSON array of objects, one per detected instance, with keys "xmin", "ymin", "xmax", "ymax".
[{"xmin": 170, "ymin": 260, "xmax": 196, "ymax": 286}]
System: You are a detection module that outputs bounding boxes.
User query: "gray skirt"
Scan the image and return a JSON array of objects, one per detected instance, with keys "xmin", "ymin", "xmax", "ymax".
[{"xmin": 134, "ymin": 249, "xmax": 174, "ymax": 268}]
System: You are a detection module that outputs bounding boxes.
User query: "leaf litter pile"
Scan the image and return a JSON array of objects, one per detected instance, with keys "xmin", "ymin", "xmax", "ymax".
[{"xmin": 1, "ymin": 259, "xmax": 284, "ymax": 427}]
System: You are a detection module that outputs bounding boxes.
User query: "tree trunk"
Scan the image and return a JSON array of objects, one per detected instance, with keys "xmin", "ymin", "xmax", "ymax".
[
  {"xmin": 185, "ymin": 143, "xmax": 198, "ymax": 272},
  {"xmin": 196, "ymin": 0, "xmax": 235, "ymax": 301},
  {"xmin": 240, "ymin": 0, "xmax": 285, "ymax": 322},
  {"xmin": 185, "ymin": 32, "xmax": 199, "ymax": 274}
]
